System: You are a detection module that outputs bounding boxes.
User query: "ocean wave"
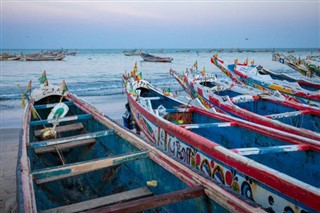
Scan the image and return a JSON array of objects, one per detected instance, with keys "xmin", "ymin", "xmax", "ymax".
[
  {"xmin": 0, "ymin": 77, "xmax": 179, "ymax": 101},
  {"xmin": 0, "ymin": 104, "xmax": 15, "ymax": 109}
]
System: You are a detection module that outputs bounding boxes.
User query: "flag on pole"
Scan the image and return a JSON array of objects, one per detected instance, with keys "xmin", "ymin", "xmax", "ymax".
[
  {"xmin": 26, "ymin": 80, "xmax": 32, "ymax": 94},
  {"xmin": 193, "ymin": 60, "xmax": 198, "ymax": 70},
  {"xmin": 133, "ymin": 61, "xmax": 138, "ymax": 72},
  {"xmin": 135, "ymin": 72, "xmax": 142, "ymax": 81},
  {"xmin": 245, "ymin": 58, "xmax": 248, "ymax": 65},
  {"xmin": 131, "ymin": 62, "xmax": 138, "ymax": 77},
  {"xmin": 21, "ymin": 92, "xmax": 25, "ymax": 108},
  {"xmin": 163, "ymin": 88, "xmax": 171, "ymax": 96},
  {"xmin": 61, "ymin": 80, "xmax": 68, "ymax": 95},
  {"xmin": 201, "ymin": 67, "xmax": 206, "ymax": 76},
  {"xmin": 38, "ymin": 71, "xmax": 48, "ymax": 86}
]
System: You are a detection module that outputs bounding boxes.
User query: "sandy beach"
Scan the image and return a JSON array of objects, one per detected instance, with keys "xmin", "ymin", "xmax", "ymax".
[{"xmin": 0, "ymin": 128, "xmax": 20, "ymax": 212}]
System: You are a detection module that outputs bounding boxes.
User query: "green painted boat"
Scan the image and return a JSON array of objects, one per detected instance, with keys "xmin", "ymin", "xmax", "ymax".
[{"xmin": 16, "ymin": 76, "xmax": 261, "ymax": 212}]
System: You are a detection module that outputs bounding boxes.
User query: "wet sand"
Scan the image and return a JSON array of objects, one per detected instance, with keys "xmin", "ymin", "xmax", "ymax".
[{"xmin": 0, "ymin": 128, "xmax": 20, "ymax": 212}]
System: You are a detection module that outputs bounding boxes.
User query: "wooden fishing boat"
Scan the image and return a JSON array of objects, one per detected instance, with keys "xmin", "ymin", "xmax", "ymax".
[
  {"xmin": 211, "ymin": 54, "xmax": 320, "ymax": 107},
  {"xmin": 123, "ymin": 75, "xmax": 320, "ymax": 213},
  {"xmin": 255, "ymin": 66, "xmax": 320, "ymax": 91},
  {"xmin": 16, "ymin": 77, "xmax": 262, "ymax": 213},
  {"xmin": 123, "ymin": 49, "xmax": 140, "ymax": 56},
  {"xmin": 170, "ymin": 68, "xmax": 320, "ymax": 142},
  {"xmin": 65, "ymin": 50, "xmax": 78, "ymax": 56},
  {"xmin": 25, "ymin": 53, "xmax": 65, "ymax": 61},
  {"xmin": 272, "ymin": 53, "xmax": 320, "ymax": 78},
  {"xmin": 140, "ymin": 50, "xmax": 173, "ymax": 62},
  {"xmin": 0, "ymin": 53, "xmax": 21, "ymax": 61}
]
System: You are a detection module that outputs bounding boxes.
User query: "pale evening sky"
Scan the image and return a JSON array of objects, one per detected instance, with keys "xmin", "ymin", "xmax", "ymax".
[{"xmin": 1, "ymin": 0, "xmax": 319, "ymax": 49}]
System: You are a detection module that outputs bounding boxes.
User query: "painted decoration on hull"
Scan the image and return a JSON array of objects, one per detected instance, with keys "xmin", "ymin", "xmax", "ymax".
[{"xmin": 131, "ymin": 104, "xmax": 311, "ymax": 212}]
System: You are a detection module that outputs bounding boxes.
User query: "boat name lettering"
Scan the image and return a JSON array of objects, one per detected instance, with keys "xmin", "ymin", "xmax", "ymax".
[
  {"xmin": 167, "ymin": 136, "xmax": 194, "ymax": 165},
  {"xmin": 42, "ymin": 87, "xmax": 60, "ymax": 96}
]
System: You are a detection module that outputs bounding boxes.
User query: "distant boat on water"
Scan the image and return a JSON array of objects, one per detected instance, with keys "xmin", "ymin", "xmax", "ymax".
[
  {"xmin": 123, "ymin": 49, "xmax": 140, "ymax": 56},
  {"xmin": 175, "ymin": 49, "xmax": 191, "ymax": 53},
  {"xmin": 139, "ymin": 50, "xmax": 173, "ymax": 63},
  {"xmin": 0, "ymin": 53, "xmax": 21, "ymax": 61},
  {"xmin": 25, "ymin": 53, "xmax": 65, "ymax": 61}
]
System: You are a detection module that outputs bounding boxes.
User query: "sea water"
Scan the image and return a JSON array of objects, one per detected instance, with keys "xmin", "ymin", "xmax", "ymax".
[{"xmin": 0, "ymin": 48, "xmax": 317, "ymax": 128}]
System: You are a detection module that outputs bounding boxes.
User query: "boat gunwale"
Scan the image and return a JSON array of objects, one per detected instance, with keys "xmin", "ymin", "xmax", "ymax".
[
  {"xmin": 67, "ymin": 92, "xmax": 264, "ymax": 213},
  {"xmin": 179, "ymin": 71, "xmax": 320, "ymax": 142},
  {"xmin": 125, "ymin": 80, "xmax": 320, "ymax": 211}
]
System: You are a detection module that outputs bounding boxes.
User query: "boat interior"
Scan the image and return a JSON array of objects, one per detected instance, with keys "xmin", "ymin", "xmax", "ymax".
[
  {"xmin": 196, "ymin": 81, "xmax": 319, "ymax": 132},
  {"xmin": 136, "ymin": 87, "xmax": 320, "ymax": 189},
  {"xmin": 26, "ymin": 95, "xmax": 215, "ymax": 212}
]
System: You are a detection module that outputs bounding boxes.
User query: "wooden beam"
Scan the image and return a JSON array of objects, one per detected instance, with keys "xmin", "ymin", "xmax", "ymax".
[
  {"xmin": 33, "ymin": 101, "xmax": 74, "ymax": 110},
  {"xmin": 232, "ymin": 144, "xmax": 310, "ymax": 156},
  {"xmin": 30, "ymin": 130, "xmax": 114, "ymax": 149},
  {"xmin": 29, "ymin": 113, "xmax": 92, "ymax": 126},
  {"xmin": 32, "ymin": 151, "xmax": 149, "ymax": 184},
  {"xmin": 42, "ymin": 187, "xmax": 153, "ymax": 213},
  {"xmin": 34, "ymin": 138, "xmax": 96, "ymax": 154},
  {"xmin": 88, "ymin": 185, "xmax": 205, "ymax": 213},
  {"xmin": 180, "ymin": 122, "xmax": 237, "ymax": 129},
  {"xmin": 34, "ymin": 123, "xmax": 84, "ymax": 137},
  {"xmin": 265, "ymin": 110, "xmax": 310, "ymax": 119}
]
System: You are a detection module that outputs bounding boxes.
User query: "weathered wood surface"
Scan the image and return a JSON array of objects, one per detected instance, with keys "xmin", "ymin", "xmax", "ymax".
[
  {"xmin": 67, "ymin": 93, "xmax": 265, "ymax": 213},
  {"xmin": 29, "ymin": 114, "xmax": 92, "ymax": 126},
  {"xmin": 33, "ymin": 101, "xmax": 73, "ymax": 110},
  {"xmin": 32, "ymin": 151, "xmax": 149, "ymax": 184},
  {"xmin": 265, "ymin": 110, "xmax": 310, "ymax": 119},
  {"xmin": 30, "ymin": 130, "xmax": 114, "ymax": 149},
  {"xmin": 34, "ymin": 123, "xmax": 84, "ymax": 137},
  {"xmin": 42, "ymin": 187, "xmax": 153, "ymax": 213},
  {"xmin": 180, "ymin": 122, "xmax": 236, "ymax": 129},
  {"xmin": 34, "ymin": 138, "xmax": 96, "ymax": 154},
  {"xmin": 88, "ymin": 185, "xmax": 205, "ymax": 213},
  {"xmin": 232, "ymin": 144, "xmax": 310, "ymax": 155}
]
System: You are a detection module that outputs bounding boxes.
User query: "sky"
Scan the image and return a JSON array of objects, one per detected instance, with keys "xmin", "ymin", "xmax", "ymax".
[{"xmin": 1, "ymin": 0, "xmax": 319, "ymax": 49}]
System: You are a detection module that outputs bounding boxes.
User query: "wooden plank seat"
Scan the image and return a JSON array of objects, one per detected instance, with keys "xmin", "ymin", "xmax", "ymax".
[
  {"xmin": 34, "ymin": 123, "xmax": 84, "ymax": 137},
  {"xmin": 180, "ymin": 122, "xmax": 237, "ymax": 129},
  {"xmin": 140, "ymin": 97, "xmax": 161, "ymax": 101},
  {"xmin": 42, "ymin": 187, "xmax": 153, "ymax": 213},
  {"xmin": 165, "ymin": 108, "xmax": 191, "ymax": 113},
  {"xmin": 33, "ymin": 101, "xmax": 74, "ymax": 110},
  {"xmin": 30, "ymin": 113, "xmax": 92, "ymax": 126},
  {"xmin": 32, "ymin": 150, "xmax": 149, "ymax": 184},
  {"xmin": 34, "ymin": 138, "xmax": 96, "ymax": 154},
  {"xmin": 232, "ymin": 144, "xmax": 310, "ymax": 156},
  {"xmin": 88, "ymin": 185, "xmax": 205, "ymax": 213},
  {"xmin": 230, "ymin": 95, "xmax": 256, "ymax": 104},
  {"xmin": 30, "ymin": 130, "xmax": 115, "ymax": 149},
  {"xmin": 265, "ymin": 110, "xmax": 311, "ymax": 119}
]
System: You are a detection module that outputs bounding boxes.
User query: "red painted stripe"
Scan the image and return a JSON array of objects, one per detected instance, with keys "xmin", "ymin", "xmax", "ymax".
[
  {"xmin": 298, "ymin": 81, "xmax": 320, "ymax": 89},
  {"xmin": 125, "ymin": 87, "xmax": 320, "ymax": 211},
  {"xmin": 197, "ymin": 87, "xmax": 203, "ymax": 96},
  {"xmin": 190, "ymin": 81, "xmax": 194, "ymax": 89},
  {"xmin": 233, "ymin": 69, "xmax": 248, "ymax": 79},
  {"xmin": 295, "ymin": 91, "xmax": 320, "ymax": 101},
  {"xmin": 207, "ymin": 95, "xmax": 320, "ymax": 142}
]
